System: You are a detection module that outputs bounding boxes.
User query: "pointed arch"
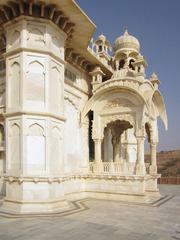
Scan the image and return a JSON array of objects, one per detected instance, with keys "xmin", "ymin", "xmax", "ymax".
[
  {"xmin": 10, "ymin": 123, "xmax": 20, "ymax": 136},
  {"xmin": 27, "ymin": 60, "xmax": 44, "ymax": 72},
  {"xmin": 28, "ymin": 123, "xmax": 44, "ymax": 136}
]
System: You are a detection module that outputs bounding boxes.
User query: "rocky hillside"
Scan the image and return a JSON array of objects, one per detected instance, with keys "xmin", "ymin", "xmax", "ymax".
[{"xmin": 145, "ymin": 150, "xmax": 180, "ymax": 176}]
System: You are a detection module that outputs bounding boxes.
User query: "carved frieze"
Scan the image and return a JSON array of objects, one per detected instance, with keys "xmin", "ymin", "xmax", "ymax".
[
  {"xmin": 93, "ymin": 79, "xmax": 141, "ymax": 96},
  {"xmin": 103, "ymin": 98, "xmax": 135, "ymax": 110}
]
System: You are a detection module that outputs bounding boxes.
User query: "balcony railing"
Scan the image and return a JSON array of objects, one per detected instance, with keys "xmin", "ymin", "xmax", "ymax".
[{"xmin": 89, "ymin": 162, "xmax": 150, "ymax": 175}]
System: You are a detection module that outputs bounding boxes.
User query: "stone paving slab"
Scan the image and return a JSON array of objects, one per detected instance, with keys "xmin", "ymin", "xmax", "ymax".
[{"xmin": 0, "ymin": 185, "xmax": 179, "ymax": 240}]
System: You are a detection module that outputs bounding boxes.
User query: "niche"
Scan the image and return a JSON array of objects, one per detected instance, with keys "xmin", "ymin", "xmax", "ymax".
[
  {"xmin": 10, "ymin": 62, "xmax": 20, "ymax": 107},
  {"xmin": 27, "ymin": 123, "xmax": 45, "ymax": 170},
  {"xmin": 27, "ymin": 61, "xmax": 45, "ymax": 103}
]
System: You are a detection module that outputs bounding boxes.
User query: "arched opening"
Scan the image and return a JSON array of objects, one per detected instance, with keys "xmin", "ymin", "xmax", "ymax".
[
  {"xmin": 82, "ymin": 86, "xmax": 148, "ymax": 175},
  {"xmin": 106, "ymin": 120, "xmax": 133, "ymax": 163},
  {"xmin": 92, "ymin": 119, "xmax": 138, "ymax": 174},
  {"xmin": 129, "ymin": 59, "xmax": 135, "ymax": 70},
  {"xmin": 98, "ymin": 45, "xmax": 103, "ymax": 52},
  {"xmin": 119, "ymin": 59, "xmax": 125, "ymax": 70}
]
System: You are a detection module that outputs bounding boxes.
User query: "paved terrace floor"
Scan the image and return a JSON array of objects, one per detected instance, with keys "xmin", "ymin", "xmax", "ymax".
[{"xmin": 0, "ymin": 185, "xmax": 179, "ymax": 240}]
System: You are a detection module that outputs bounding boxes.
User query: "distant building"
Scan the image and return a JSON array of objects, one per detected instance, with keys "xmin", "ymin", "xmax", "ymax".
[{"xmin": 0, "ymin": 0, "xmax": 167, "ymax": 214}]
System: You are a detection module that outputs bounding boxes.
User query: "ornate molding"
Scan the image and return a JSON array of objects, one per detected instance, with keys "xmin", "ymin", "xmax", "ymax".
[
  {"xmin": 103, "ymin": 98, "xmax": 135, "ymax": 110},
  {"xmin": 4, "ymin": 111, "xmax": 66, "ymax": 122},
  {"xmin": 0, "ymin": 173, "xmax": 160, "ymax": 184},
  {"xmin": 93, "ymin": 78, "xmax": 142, "ymax": 95}
]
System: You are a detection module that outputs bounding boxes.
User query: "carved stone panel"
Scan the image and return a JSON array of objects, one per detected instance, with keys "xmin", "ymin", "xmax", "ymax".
[
  {"xmin": 26, "ymin": 57, "xmax": 45, "ymax": 105},
  {"xmin": 10, "ymin": 61, "xmax": 21, "ymax": 107}
]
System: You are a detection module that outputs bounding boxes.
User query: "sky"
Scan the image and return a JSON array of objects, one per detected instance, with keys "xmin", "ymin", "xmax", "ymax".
[{"xmin": 76, "ymin": 0, "xmax": 180, "ymax": 151}]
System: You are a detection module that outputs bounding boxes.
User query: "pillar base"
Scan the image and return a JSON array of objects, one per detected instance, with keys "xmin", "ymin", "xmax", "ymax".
[
  {"xmin": 135, "ymin": 163, "xmax": 146, "ymax": 175},
  {"xmin": 145, "ymin": 174, "xmax": 160, "ymax": 193},
  {"xmin": 149, "ymin": 165, "xmax": 157, "ymax": 174},
  {"xmin": 94, "ymin": 162, "xmax": 104, "ymax": 172}
]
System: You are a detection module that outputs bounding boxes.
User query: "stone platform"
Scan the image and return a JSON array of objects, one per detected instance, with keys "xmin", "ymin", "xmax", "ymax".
[{"xmin": 0, "ymin": 185, "xmax": 179, "ymax": 240}]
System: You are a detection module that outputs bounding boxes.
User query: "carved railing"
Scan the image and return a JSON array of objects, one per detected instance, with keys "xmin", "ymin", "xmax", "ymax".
[
  {"xmin": 89, "ymin": 162, "xmax": 135, "ymax": 175},
  {"xmin": 89, "ymin": 162, "xmax": 150, "ymax": 175}
]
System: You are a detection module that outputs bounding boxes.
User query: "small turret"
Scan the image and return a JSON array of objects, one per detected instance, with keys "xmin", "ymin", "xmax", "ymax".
[
  {"xmin": 89, "ymin": 66, "xmax": 105, "ymax": 92},
  {"xmin": 94, "ymin": 34, "xmax": 111, "ymax": 65},
  {"xmin": 133, "ymin": 54, "xmax": 148, "ymax": 79},
  {"xmin": 150, "ymin": 72, "xmax": 160, "ymax": 89}
]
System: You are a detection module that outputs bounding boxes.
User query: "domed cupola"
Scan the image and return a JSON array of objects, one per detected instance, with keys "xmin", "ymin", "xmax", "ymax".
[{"xmin": 114, "ymin": 29, "xmax": 140, "ymax": 54}]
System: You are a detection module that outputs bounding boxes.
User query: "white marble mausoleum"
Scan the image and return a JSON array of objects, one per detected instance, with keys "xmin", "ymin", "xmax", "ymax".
[{"xmin": 0, "ymin": 0, "xmax": 167, "ymax": 214}]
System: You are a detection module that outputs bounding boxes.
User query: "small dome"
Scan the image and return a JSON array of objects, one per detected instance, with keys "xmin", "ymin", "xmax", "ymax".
[
  {"xmin": 114, "ymin": 29, "xmax": 140, "ymax": 53},
  {"xmin": 95, "ymin": 34, "xmax": 110, "ymax": 46},
  {"xmin": 99, "ymin": 34, "xmax": 106, "ymax": 42}
]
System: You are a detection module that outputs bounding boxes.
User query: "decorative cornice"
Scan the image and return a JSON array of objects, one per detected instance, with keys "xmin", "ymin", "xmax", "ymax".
[
  {"xmin": 3, "ymin": 111, "xmax": 66, "ymax": 122},
  {"xmin": 4, "ymin": 47, "xmax": 66, "ymax": 66},
  {"xmin": 0, "ymin": 2, "xmax": 75, "ymax": 37},
  {"xmin": 65, "ymin": 47, "xmax": 93, "ymax": 72}
]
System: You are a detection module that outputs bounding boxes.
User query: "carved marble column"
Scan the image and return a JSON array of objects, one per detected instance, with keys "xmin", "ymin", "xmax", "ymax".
[
  {"xmin": 136, "ymin": 136, "xmax": 146, "ymax": 175},
  {"xmin": 94, "ymin": 139, "xmax": 102, "ymax": 163},
  {"xmin": 149, "ymin": 142, "xmax": 157, "ymax": 174},
  {"xmin": 111, "ymin": 126, "xmax": 123, "ymax": 163},
  {"xmin": 112, "ymin": 135, "xmax": 121, "ymax": 162}
]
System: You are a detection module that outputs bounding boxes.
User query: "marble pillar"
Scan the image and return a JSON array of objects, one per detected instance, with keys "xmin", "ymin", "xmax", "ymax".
[
  {"xmin": 136, "ymin": 136, "xmax": 146, "ymax": 175},
  {"xmin": 94, "ymin": 139, "xmax": 102, "ymax": 163},
  {"xmin": 149, "ymin": 143, "xmax": 157, "ymax": 174}
]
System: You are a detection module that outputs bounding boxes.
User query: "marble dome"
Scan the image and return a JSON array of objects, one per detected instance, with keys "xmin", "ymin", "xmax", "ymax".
[{"xmin": 114, "ymin": 29, "xmax": 140, "ymax": 53}]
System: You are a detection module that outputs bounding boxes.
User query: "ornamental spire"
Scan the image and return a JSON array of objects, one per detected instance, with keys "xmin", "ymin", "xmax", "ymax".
[{"xmin": 124, "ymin": 27, "xmax": 129, "ymax": 36}]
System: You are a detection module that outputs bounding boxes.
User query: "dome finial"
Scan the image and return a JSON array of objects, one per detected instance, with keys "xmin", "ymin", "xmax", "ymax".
[{"xmin": 124, "ymin": 27, "xmax": 129, "ymax": 36}]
